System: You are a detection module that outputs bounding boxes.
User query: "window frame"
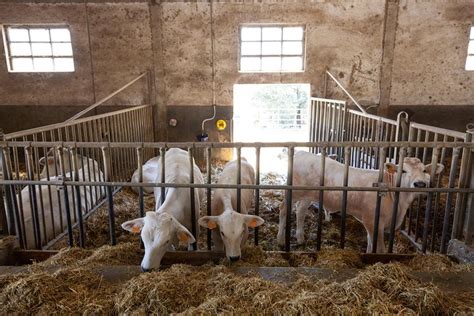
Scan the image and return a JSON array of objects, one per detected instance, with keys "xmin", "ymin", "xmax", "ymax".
[
  {"xmin": 238, "ymin": 24, "xmax": 306, "ymax": 73},
  {"xmin": 465, "ymin": 25, "xmax": 474, "ymax": 71},
  {"xmin": 1, "ymin": 24, "xmax": 75, "ymax": 73}
]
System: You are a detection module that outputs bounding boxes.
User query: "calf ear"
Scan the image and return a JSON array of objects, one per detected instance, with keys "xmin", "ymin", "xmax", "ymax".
[
  {"xmin": 243, "ymin": 215, "xmax": 265, "ymax": 228},
  {"xmin": 121, "ymin": 218, "xmax": 145, "ymax": 234},
  {"xmin": 385, "ymin": 162, "xmax": 397, "ymax": 174},
  {"xmin": 425, "ymin": 163, "xmax": 444, "ymax": 175},
  {"xmin": 198, "ymin": 216, "xmax": 219, "ymax": 230},
  {"xmin": 174, "ymin": 222, "xmax": 196, "ymax": 245}
]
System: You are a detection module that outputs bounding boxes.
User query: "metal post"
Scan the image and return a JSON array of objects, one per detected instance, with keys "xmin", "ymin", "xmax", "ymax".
[
  {"xmin": 206, "ymin": 146, "xmax": 212, "ymax": 250},
  {"xmin": 236, "ymin": 146, "xmax": 242, "ymax": 213},
  {"xmin": 465, "ymin": 150, "xmax": 474, "ymax": 246},
  {"xmin": 160, "ymin": 147, "xmax": 166, "ymax": 205},
  {"xmin": 71, "ymin": 146, "xmax": 85, "ymax": 248},
  {"xmin": 57, "ymin": 146, "xmax": 74, "ymax": 247},
  {"xmin": 340, "ymin": 146, "xmax": 350, "ymax": 249},
  {"xmin": 440, "ymin": 147, "xmax": 461, "ymax": 253},
  {"xmin": 188, "ymin": 146, "xmax": 197, "ymax": 250},
  {"xmin": 316, "ymin": 147, "xmax": 326, "ymax": 250},
  {"xmin": 136, "ymin": 146, "xmax": 145, "ymax": 218},
  {"xmin": 421, "ymin": 146, "xmax": 440, "ymax": 253},
  {"xmin": 101, "ymin": 146, "xmax": 116, "ymax": 245},
  {"xmin": 254, "ymin": 146, "xmax": 261, "ymax": 246},
  {"xmin": 25, "ymin": 146, "xmax": 41, "ymax": 249},
  {"xmin": 372, "ymin": 147, "xmax": 387, "ymax": 253},
  {"xmin": 452, "ymin": 131, "xmax": 473, "ymax": 239},
  {"xmin": 387, "ymin": 146, "xmax": 406, "ymax": 253},
  {"xmin": 285, "ymin": 146, "xmax": 294, "ymax": 252}
]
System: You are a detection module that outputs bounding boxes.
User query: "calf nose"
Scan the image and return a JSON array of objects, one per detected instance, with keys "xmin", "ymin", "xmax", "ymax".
[
  {"xmin": 141, "ymin": 265, "xmax": 151, "ymax": 273},
  {"xmin": 229, "ymin": 256, "xmax": 241, "ymax": 262},
  {"xmin": 414, "ymin": 181, "xmax": 427, "ymax": 188}
]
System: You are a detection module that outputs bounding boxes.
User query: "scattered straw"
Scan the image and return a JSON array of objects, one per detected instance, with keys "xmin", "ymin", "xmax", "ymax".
[{"xmin": 407, "ymin": 254, "xmax": 474, "ymax": 272}]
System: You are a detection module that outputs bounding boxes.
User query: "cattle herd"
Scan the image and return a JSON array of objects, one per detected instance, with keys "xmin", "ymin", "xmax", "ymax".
[{"xmin": 3, "ymin": 147, "xmax": 444, "ymax": 270}]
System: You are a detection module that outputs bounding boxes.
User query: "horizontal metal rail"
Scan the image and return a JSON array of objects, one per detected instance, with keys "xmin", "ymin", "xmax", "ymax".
[
  {"xmin": 4, "ymin": 105, "xmax": 151, "ymax": 140},
  {"xmin": 1, "ymin": 180, "xmax": 473, "ymax": 194},
  {"xmin": 1, "ymin": 141, "xmax": 472, "ymax": 149},
  {"xmin": 410, "ymin": 121, "xmax": 467, "ymax": 140}
]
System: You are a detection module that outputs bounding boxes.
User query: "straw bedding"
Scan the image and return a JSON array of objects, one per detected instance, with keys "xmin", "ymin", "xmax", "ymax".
[
  {"xmin": 2, "ymin": 237, "xmax": 474, "ymax": 315},
  {"xmin": 1, "ymin": 260, "xmax": 471, "ymax": 315}
]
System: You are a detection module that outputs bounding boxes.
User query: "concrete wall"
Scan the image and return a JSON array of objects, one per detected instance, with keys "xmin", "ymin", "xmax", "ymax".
[
  {"xmin": 0, "ymin": 1, "xmax": 152, "ymax": 133},
  {"xmin": 0, "ymin": 0, "xmax": 472, "ymax": 138}
]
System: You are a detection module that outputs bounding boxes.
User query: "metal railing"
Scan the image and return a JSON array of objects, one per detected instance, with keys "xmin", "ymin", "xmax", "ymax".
[
  {"xmin": 309, "ymin": 97, "xmax": 473, "ymax": 253},
  {"xmin": 1, "ymin": 140, "xmax": 473, "ymax": 255},
  {"xmin": 0, "ymin": 71, "xmax": 156, "ymax": 247}
]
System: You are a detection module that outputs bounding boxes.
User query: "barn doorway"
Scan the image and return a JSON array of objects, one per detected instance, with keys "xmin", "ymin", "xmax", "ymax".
[{"xmin": 233, "ymin": 84, "xmax": 310, "ymax": 173}]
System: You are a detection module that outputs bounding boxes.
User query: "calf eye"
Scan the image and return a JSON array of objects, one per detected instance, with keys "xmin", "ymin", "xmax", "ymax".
[
  {"xmin": 220, "ymin": 231, "xmax": 225, "ymax": 237},
  {"xmin": 402, "ymin": 170, "xmax": 407, "ymax": 174}
]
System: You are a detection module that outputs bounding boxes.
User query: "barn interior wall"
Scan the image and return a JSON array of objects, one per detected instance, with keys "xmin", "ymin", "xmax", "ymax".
[{"xmin": 0, "ymin": 0, "xmax": 472, "ymax": 140}]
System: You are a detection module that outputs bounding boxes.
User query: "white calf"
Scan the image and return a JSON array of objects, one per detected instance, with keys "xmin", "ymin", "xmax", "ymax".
[
  {"xmin": 122, "ymin": 148, "xmax": 204, "ymax": 271},
  {"xmin": 198, "ymin": 158, "xmax": 264, "ymax": 261},
  {"xmin": 14, "ymin": 159, "xmax": 104, "ymax": 249},
  {"xmin": 277, "ymin": 151, "xmax": 444, "ymax": 253}
]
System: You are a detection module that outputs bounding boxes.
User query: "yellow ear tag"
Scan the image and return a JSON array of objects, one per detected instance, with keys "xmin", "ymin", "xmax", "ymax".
[
  {"xmin": 248, "ymin": 218, "xmax": 258, "ymax": 228},
  {"xmin": 207, "ymin": 221, "xmax": 217, "ymax": 229},
  {"xmin": 178, "ymin": 231, "xmax": 189, "ymax": 243},
  {"xmin": 131, "ymin": 225, "xmax": 141, "ymax": 234}
]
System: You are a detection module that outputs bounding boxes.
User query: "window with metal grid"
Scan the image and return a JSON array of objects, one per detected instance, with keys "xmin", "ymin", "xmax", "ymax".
[
  {"xmin": 2, "ymin": 25, "xmax": 74, "ymax": 73},
  {"xmin": 239, "ymin": 25, "xmax": 305, "ymax": 73}
]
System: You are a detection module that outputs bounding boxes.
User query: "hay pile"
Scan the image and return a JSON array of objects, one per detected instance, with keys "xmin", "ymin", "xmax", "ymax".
[
  {"xmin": 407, "ymin": 254, "xmax": 474, "ymax": 272},
  {"xmin": 0, "ymin": 242, "xmax": 472, "ymax": 314},
  {"xmin": 0, "ymin": 267, "xmax": 115, "ymax": 314},
  {"xmin": 114, "ymin": 263, "xmax": 472, "ymax": 315},
  {"xmin": 38, "ymin": 242, "xmax": 143, "ymax": 268}
]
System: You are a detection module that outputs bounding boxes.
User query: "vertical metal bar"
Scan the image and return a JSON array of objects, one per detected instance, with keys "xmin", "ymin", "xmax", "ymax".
[
  {"xmin": 57, "ymin": 146, "xmax": 74, "ymax": 247},
  {"xmin": 465, "ymin": 151, "xmax": 474, "ymax": 246},
  {"xmin": 25, "ymin": 146, "xmax": 41, "ymax": 249},
  {"xmin": 431, "ymin": 134, "xmax": 448, "ymax": 252},
  {"xmin": 316, "ymin": 147, "xmax": 326, "ymax": 251},
  {"xmin": 421, "ymin": 146, "xmax": 440, "ymax": 253},
  {"xmin": 340, "ymin": 146, "xmax": 350, "ymax": 249},
  {"xmin": 206, "ymin": 146, "xmax": 212, "ymax": 250},
  {"xmin": 236, "ymin": 146, "xmax": 242, "ymax": 213},
  {"xmin": 71, "ymin": 146, "xmax": 85, "ymax": 248},
  {"xmin": 1, "ymin": 146, "xmax": 24, "ymax": 248},
  {"xmin": 372, "ymin": 146, "xmax": 387, "ymax": 253},
  {"xmin": 452, "ymin": 132, "xmax": 473, "ymax": 239},
  {"xmin": 387, "ymin": 146, "xmax": 406, "ymax": 253},
  {"xmin": 285, "ymin": 146, "xmax": 294, "ymax": 252},
  {"xmin": 13, "ymin": 144, "xmax": 27, "ymax": 246},
  {"xmin": 254, "ymin": 146, "xmax": 261, "ymax": 246},
  {"xmin": 137, "ymin": 146, "xmax": 145, "ymax": 218},
  {"xmin": 101, "ymin": 146, "xmax": 116, "ymax": 245},
  {"xmin": 188, "ymin": 146, "xmax": 197, "ymax": 250},
  {"xmin": 440, "ymin": 147, "xmax": 461, "ymax": 253},
  {"xmin": 160, "ymin": 147, "xmax": 166, "ymax": 205},
  {"xmin": 414, "ymin": 133, "xmax": 431, "ymax": 241},
  {"xmin": 32, "ymin": 134, "xmax": 47, "ymax": 243}
]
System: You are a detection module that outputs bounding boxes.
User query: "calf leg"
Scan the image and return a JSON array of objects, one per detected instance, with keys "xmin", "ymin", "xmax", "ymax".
[
  {"xmin": 364, "ymin": 222, "xmax": 386, "ymax": 253},
  {"xmin": 277, "ymin": 202, "xmax": 287, "ymax": 247},
  {"xmin": 295, "ymin": 200, "xmax": 311, "ymax": 245}
]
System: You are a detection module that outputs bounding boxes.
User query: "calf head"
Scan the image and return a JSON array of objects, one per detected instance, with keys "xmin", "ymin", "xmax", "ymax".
[
  {"xmin": 122, "ymin": 212, "xmax": 195, "ymax": 272},
  {"xmin": 385, "ymin": 157, "xmax": 444, "ymax": 189},
  {"xmin": 199, "ymin": 211, "xmax": 264, "ymax": 261}
]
